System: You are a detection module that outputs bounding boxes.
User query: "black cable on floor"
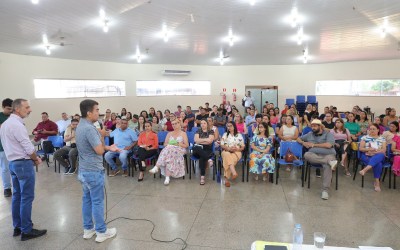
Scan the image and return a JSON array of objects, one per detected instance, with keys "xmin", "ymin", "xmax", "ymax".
[{"xmin": 104, "ymin": 186, "xmax": 187, "ymax": 250}]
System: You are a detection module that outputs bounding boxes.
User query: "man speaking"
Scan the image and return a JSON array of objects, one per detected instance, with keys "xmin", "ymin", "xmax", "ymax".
[{"xmin": 76, "ymin": 99, "xmax": 119, "ymax": 242}]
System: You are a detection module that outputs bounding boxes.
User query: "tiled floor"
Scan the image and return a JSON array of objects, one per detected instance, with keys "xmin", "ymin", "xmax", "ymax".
[{"xmin": 0, "ymin": 163, "xmax": 399, "ymax": 250}]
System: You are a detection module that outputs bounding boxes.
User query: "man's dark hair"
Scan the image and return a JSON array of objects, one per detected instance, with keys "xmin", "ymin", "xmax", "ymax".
[
  {"xmin": 71, "ymin": 119, "xmax": 79, "ymax": 123},
  {"xmin": 2, "ymin": 98, "xmax": 13, "ymax": 108},
  {"xmin": 80, "ymin": 99, "xmax": 98, "ymax": 118},
  {"xmin": 12, "ymin": 98, "xmax": 27, "ymax": 111},
  {"xmin": 41, "ymin": 112, "xmax": 48, "ymax": 116}
]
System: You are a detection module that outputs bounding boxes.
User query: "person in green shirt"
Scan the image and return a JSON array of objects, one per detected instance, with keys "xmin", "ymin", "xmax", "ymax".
[
  {"xmin": 345, "ymin": 112, "xmax": 361, "ymax": 142},
  {"xmin": 0, "ymin": 98, "xmax": 13, "ymax": 197}
]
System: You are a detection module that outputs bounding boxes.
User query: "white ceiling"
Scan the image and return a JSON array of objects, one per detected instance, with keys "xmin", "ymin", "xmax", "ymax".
[{"xmin": 1, "ymin": 0, "xmax": 400, "ymax": 65}]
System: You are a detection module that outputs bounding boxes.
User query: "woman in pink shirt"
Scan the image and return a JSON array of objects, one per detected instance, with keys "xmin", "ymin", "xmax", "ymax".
[
  {"xmin": 268, "ymin": 108, "xmax": 279, "ymax": 125},
  {"xmin": 234, "ymin": 113, "xmax": 247, "ymax": 135}
]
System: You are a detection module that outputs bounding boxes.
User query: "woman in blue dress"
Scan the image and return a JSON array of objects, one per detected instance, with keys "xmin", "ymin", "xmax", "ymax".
[{"xmin": 249, "ymin": 122, "xmax": 276, "ymax": 181}]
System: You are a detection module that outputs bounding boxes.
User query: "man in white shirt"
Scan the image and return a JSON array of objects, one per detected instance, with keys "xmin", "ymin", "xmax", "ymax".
[
  {"xmin": 56, "ymin": 112, "xmax": 71, "ymax": 135},
  {"xmin": 243, "ymin": 91, "xmax": 255, "ymax": 108}
]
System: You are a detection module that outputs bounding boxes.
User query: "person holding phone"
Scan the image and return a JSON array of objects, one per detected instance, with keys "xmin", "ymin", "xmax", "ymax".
[
  {"xmin": 137, "ymin": 122, "xmax": 158, "ymax": 181},
  {"xmin": 330, "ymin": 118, "xmax": 352, "ymax": 176}
]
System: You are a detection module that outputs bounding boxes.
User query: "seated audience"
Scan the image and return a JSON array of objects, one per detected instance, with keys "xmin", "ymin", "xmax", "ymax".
[
  {"xmin": 358, "ymin": 124, "xmax": 387, "ymax": 192},
  {"xmin": 330, "ymin": 118, "xmax": 351, "ymax": 176},
  {"xmin": 220, "ymin": 121, "xmax": 245, "ymax": 187},
  {"xmin": 382, "ymin": 121, "xmax": 400, "ymax": 144},
  {"xmin": 234, "ymin": 113, "xmax": 248, "ymax": 134},
  {"xmin": 137, "ymin": 122, "xmax": 158, "ymax": 181},
  {"xmin": 249, "ymin": 122, "xmax": 275, "ymax": 182},
  {"xmin": 32, "ymin": 112, "xmax": 58, "ymax": 145},
  {"xmin": 278, "ymin": 115, "xmax": 299, "ymax": 141},
  {"xmin": 151, "ymin": 116, "xmax": 162, "ymax": 133},
  {"xmin": 383, "ymin": 108, "xmax": 398, "ymax": 127},
  {"xmin": 54, "ymin": 119, "xmax": 79, "ymax": 175},
  {"xmin": 56, "ymin": 112, "xmax": 71, "ymax": 135},
  {"xmin": 297, "ymin": 119, "xmax": 337, "ymax": 200},
  {"xmin": 105, "ymin": 118, "xmax": 138, "ymax": 177},
  {"xmin": 149, "ymin": 120, "xmax": 188, "ymax": 185},
  {"xmin": 214, "ymin": 108, "xmax": 227, "ymax": 128},
  {"xmin": 192, "ymin": 119, "xmax": 215, "ymax": 185}
]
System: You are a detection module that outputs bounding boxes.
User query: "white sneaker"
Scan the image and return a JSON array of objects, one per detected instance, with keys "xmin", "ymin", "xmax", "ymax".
[
  {"xmin": 83, "ymin": 228, "xmax": 96, "ymax": 239},
  {"xmin": 254, "ymin": 175, "xmax": 259, "ymax": 181},
  {"xmin": 95, "ymin": 228, "xmax": 117, "ymax": 243},
  {"xmin": 164, "ymin": 176, "xmax": 170, "ymax": 185},
  {"xmin": 149, "ymin": 166, "xmax": 159, "ymax": 174},
  {"xmin": 321, "ymin": 191, "xmax": 329, "ymax": 200},
  {"xmin": 263, "ymin": 175, "xmax": 267, "ymax": 182},
  {"xmin": 329, "ymin": 160, "xmax": 338, "ymax": 171}
]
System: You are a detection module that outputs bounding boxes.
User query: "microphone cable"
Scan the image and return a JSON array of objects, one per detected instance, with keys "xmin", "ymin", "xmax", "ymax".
[{"xmin": 104, "ymin": 185, "xmax": 187, "ymax": 250}]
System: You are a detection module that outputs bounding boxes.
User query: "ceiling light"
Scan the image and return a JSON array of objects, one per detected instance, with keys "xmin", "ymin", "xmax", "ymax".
[
  {"xmin": 218, "ymin": 51, "xmax": 225, "ymax": 65},
  {"xmin": 162, "ymin": 24, "xmax": 170, "ymax": 42},
  {"xmin": 249, "ymin": 0, "xmax": 256, "ymax": 6},
  {"xmin": 99, "ymin": 9, "xmax": 109, "ymax": 33},
  {"xmin": 45, "ymin": 46, "xmax": 51, "ymax": 55},
  {"xmin": 302, "ymin": 48, "xmax": 308, "ymax": 64},
  {"xmin": 103, "ymin": 20, "xmax": 109, "ymax": 33},
  {"xmin": 290, "ymin": 7, "xmax": 299, "ymax": 28},
  {"xmin": 380, "ymin": 18, "xmax": 389, "ymax": 38},
  {"xmin": 42, "ymin": 34, "xmax": 49, "ymax": 45},
  {"xmin": 135, "ymin": 47, "xmax": 142, "ymax": 63},
  {"xmin": 190, "ymin": 14, "xmax": 195, "ymax": 23},
  {"xmin": 297, "ymin": 26, "xmax": 304, "ymax": 45},
  {"xmin": 31, "ymin": 0, "xmax": 39, "ymax": 4},
  {"xmin": 227, "ymin": 29, "xmax": 237, "ymax": 47}
]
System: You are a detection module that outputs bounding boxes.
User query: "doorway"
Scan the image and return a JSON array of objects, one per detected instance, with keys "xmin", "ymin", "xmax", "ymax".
[{"xmin": 245, "ymin": 86, "xmax": 278, "ymax": 112}]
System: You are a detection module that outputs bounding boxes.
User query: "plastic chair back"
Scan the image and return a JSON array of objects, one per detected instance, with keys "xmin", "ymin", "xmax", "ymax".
[
  {"xmin": 157, "ymin": 131, "xmax": 168, "ymax": 145},
  {"xmin": 48, "ymin": 135, "xmax": 64, "ymax": 148},
  {"xmin": 279, "ymin": 141, "xmax": 303, "ymax": 159},
  {"xmin": 217, "ymin": 127, "xmax": 225, "ymax": 138}
]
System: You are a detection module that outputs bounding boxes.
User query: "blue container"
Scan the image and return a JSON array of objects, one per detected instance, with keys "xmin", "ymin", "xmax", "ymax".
[
  {"xmin": 296, "ymin": 95, "xmax": 306, "ymax": 103},
  {"xmin": 286, "ymin": 98, "xmax": 295, "ymax": 106},
  {"xmin": 307, "ymin": 95, "xmax": 317, "ymax": 103}
]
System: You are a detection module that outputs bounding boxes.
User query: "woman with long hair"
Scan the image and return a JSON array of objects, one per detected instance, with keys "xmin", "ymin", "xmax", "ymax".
[
  {"xmin": 148, "ymin": 107, "xmax": 156, "ymax": 121},
  {"xmin": 193, "ymin": 119, "xmax": 215, "ymax": 185},
  {"xmin": 268, "ymin": 108, "xmax": 279, "ymax": 125},
  {"xmin": 149, "ymin": 120, "xmax": 189, "ymax": 185},
  {"xmin": 137, "ymin": 121, "xmax": 159, "ymax": 181},
  {"xmin": 151, "ymin": 116, "xmax": 162, "ymax": 133},
  {"xmin": 234, "ymin": 113, "xmax": 248, "ymax": 134},
  {"xmin": 136, "ymin": 116, "xmax": 145, "ymax": 134},
  {"xmin": 179, "ymin": 111, "xmax": 188, "ymax": 132},
  {"xmin": 345, "ymin": 113, "xmax": 361, "ymax": 142},
  {"xmin": 249, "ymin": 122, "xmax": 275, "ymax": 182},
  {"xmin": 383, "ymin": 108, "xmax": 398, "ymax": 127},
  {"xmin": 120, "ymin": 108, "xmax": 127, "ymax": 117},
  {"xmin": 220, "ymin": 121, "xmax": 245, "ymax": 187},
  {"xmin": 331, "ymin": 118, "xmax": 352, "ymax": 176},
  {"xmin": 382, "ymin": 121, "xmax": 400, "ymax": 144},
  {"xmin": 357, "ymin": 111, "xmax": 369, "ymax": 135}
]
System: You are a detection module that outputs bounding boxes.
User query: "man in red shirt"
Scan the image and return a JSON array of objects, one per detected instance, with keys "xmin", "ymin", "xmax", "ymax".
[{"xmin": 32, "ymin": 112, "xmax": 58, "ymax": 145}]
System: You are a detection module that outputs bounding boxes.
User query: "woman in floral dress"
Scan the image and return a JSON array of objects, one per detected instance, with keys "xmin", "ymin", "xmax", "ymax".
[
  {"xmin": 249, "ymin": 122, "xmax": 275, "ymax": 181},
  {"xmin": 149, "ymin": 120, "xmax": 188, "ymax": 185}
]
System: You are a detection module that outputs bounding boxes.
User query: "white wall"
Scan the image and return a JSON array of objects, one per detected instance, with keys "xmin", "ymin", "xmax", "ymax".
[{"xmin": 0, "ymin": 52, "xmax": 399, "ymax": 131}]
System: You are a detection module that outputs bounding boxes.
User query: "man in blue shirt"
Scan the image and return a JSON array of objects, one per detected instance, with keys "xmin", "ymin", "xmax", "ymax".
[
  {"xmin": 245, "ymin": 109, "xmax": 256, "ymax": 126},
  {"xmin": 76, "ymin": 99, "xmax": 119, "ymax": 243},
  {"xmin": 105, "ymin": 118, "xmax": 137, "ymax": 177}
]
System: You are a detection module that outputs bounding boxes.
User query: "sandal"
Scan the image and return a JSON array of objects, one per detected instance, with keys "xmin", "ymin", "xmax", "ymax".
[
  {"xmin": 200, "ymin": 176, "xmax": 205, "ymax": 185},
  {"xmin": 232, "ymin": 173, "xmax": 238, "ymax": 180},
  {"xmin": 225, "ymin": 180, "xmax": 231, "ymax": 187},
  {"xmin": 344, "ymin": 170, "xmax": 351, "ymax": 177}
]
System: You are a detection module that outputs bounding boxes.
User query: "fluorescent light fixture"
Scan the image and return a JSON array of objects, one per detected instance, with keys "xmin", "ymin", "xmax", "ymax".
[
  {"xmin": 162, "ymin": 24, "xmax": 170, "ymax": 42},
  {"xmin": 291, "ymin": 7, "xmax": 298, "ymax": 28},
  {"xmin": 190, "ymin": 14, "xmax": 195, "ymax": 23},
  {"xmin": 225, "ymin": 29, "xmax": 237, "ymax": 47},
  {"xmin": 135, "ymin": 47, "xmax": 142, "ymax": 63},
  {"xmin": 42, "ymin": 34, "xmax": 49, "ymax": 45},
  {"xmin": 380, "ymin": 18, "xmax": 388, "ymax": 38},
  {"xmin": 297, "ymin": 26, "xmax": 304, "ymax": 45},
  {"xmin": 218, "ymin": 51, "xmax": 225, "ymax": 65},
  {"xmin": 249, "ymin": 0, "xmax": 256, "ymax": 6},
  {"xmin": 302, "ymin": 48, "xmax": 308, "ymax": 64},
  {"xmin": 45, "ymin": 46, "xmax": 51, "ymax": 55},
  {"xmin": 103, "ymin": 20, "xmax": 109, "ymax": 33},
  {"xmin": 99, "ymin": 9, "xmax": 106, "ymax": 19},
  {"xmin": 31, "ymin": 0, "xmax": 39, "ymax": 4}
]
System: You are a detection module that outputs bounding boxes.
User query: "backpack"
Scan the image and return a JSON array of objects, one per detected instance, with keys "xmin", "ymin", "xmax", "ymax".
[{"xmin": 42, "ymin": 140, "xmax": 55, "ymax": 154}]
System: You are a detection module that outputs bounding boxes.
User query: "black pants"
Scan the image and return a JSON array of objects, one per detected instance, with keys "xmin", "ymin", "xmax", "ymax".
[
  {"xmin": 137, "ymin": 148, "xmax": 158, "ymax": 171},
  {"xmin": 192, "ymin": 146, "xmax": 212, "ymax": 176}
]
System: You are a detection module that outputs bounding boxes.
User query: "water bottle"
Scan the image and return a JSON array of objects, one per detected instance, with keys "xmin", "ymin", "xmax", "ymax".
[{"xmin": 292, "ymin": 223, "xmax": 303, "ymax": 250}]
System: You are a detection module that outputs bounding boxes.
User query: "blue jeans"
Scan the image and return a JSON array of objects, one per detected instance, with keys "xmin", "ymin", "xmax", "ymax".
[
  {"xmin": 78, "ymin": 170, "xmax": 106, "ymax": 233},
  {"xmin": 0, "ymin": 151, "xmax": 11, "ymax": 189},
  {"xmin": 104, "ymin": 150, "xmax": 130, "ymax": 171},
  {"xmin": 9, "ymin": 159, "xmax": 35, "ymax": 233},
  {"xmin": 361, "ymin": 153, "xmax": 385, "ymax": 178}
]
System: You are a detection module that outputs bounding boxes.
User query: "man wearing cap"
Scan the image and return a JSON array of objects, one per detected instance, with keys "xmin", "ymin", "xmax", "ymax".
[{"xmin": 296, "ymin": 119, "xmax": 337, "ymax": 200}]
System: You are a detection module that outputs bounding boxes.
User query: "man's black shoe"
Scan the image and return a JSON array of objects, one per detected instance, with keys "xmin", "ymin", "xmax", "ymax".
[
  {"xmin": 13, "ymin": 228, "xmax": 21, "ymax": 237},
  {"xmin": 21, "ymin": 228, "xmax": 47, "ymax": 241},
  {"xmin": 63, "ymin": 167, "xmax": 70, "ymax": 174},
  {"xmin": 4, "ymin": 188, "xmax": 12, "ymax": 197}
]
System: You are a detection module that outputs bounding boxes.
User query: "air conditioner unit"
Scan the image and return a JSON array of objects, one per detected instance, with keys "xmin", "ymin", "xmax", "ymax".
[{"xmin": 162, "ymin": 70, "xmax": 191, "ymax": 76}]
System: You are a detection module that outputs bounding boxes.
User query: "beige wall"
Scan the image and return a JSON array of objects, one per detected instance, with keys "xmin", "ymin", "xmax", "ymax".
[{"xmin": 0, "ymin": 52, "xmax": 399, "ymax": 131}]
